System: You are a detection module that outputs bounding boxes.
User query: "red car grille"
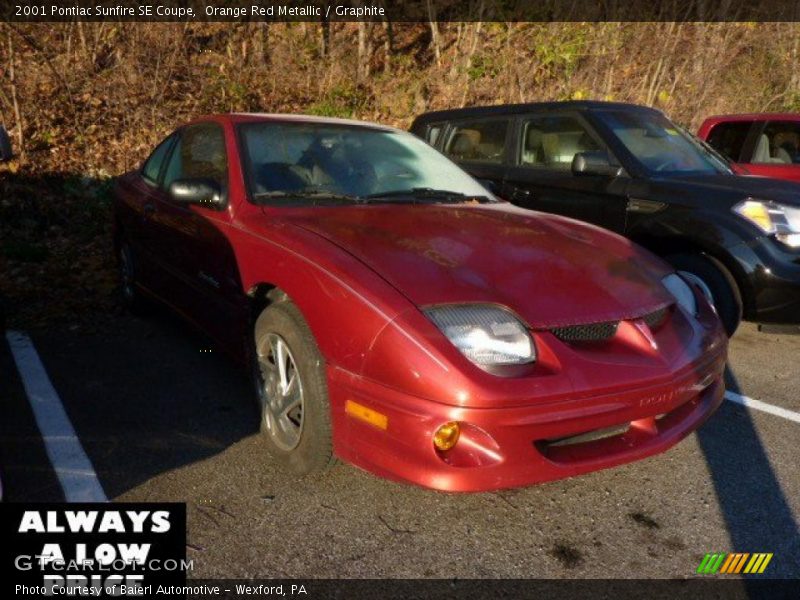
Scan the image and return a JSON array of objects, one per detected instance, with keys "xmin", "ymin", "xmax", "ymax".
[
  {"xmin": 548, "ymin": 305, "xmax": 671, "ymax": 343},
  {"xmin": 642, "ymin": 306, "xmax": 669, "ymax": 329},
  {"xmin": 550, "ymin": 320, "xmax": 619, "ymax": 343}
]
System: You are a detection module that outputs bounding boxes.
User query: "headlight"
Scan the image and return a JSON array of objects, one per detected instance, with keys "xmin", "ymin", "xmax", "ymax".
[
  {"xmin": 733, "ymin": 198, "xmax": 800, "ymax": 248},
  {"xmin": 423, "ymin": 304, "xmax": 535, "ymax": 367},
  {"xmin": 662, "ymin": 273, "xmax": 697, "ymax": 316}
]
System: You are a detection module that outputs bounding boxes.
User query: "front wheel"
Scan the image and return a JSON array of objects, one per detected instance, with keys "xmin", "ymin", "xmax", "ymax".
[
  {"xmin": 666, "ymin": 253, "xmax": 742, "ymax": 336},
  {"xmin": 118, "ymin": 240, "xmax": 149, "ymax": 314},
  {"xmin": 252, "ymin": 301, "xmax": 335, "ymax": 475}
]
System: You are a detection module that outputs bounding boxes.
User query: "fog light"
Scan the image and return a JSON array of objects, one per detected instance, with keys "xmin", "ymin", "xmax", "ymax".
[{"xmin": 433, "ymin": 422, "xmax": 460, "ymax": 451}]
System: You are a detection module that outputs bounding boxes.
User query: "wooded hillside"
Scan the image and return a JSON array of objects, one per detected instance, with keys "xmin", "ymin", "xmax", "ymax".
[
  {"xmin": 1, "ymin": 22, "xmax": 799, "ymax": 326},
  {"xmin": 3, "ymin": 22, "xmax": 800, "ymax": 174}
]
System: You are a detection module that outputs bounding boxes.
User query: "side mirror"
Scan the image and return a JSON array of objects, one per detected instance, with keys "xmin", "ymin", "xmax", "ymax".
[
  {"xmin": 168, "ymin": 178, "xmax": 224, "ymax": 208},
  {"xmin": 0, "ymin": 126, "xmax": 13, "ymax": 162},
  {"xmin": 571, "ymin": 151, "xmax": 623, "ymax": 177}
]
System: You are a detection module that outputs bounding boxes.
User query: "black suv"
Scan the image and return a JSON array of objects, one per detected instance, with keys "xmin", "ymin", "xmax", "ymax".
[{"xmin": 411, "ymin": 101, "xmax": 800, "ymax": 335}]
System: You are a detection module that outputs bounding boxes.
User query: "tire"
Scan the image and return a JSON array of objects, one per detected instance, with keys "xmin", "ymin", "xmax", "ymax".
[
  {"xmin": 118, "ymin": 239, "xmax": 149, "ymax": 314},
  {"xmin": 252, "ymin": 301, "xmax": 335, "ymax": 475},
  {"xmin": 666, "ymin": 253, "xmax": 742, "ymax": 336}
]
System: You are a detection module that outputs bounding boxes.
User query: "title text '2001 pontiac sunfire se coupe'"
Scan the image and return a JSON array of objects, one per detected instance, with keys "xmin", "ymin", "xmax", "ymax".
[{"xmin": 112, "ymin": 114, "xmax": 727, "ymax": 492}]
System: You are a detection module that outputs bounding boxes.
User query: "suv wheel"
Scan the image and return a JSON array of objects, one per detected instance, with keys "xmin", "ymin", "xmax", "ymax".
[
  {"xmin": 666, "ymin": 253, "xmax": 742, "ymax": 336},
  {"xmin": 252, "ymin": 301, "xmax": 335, "ymax": 475}
]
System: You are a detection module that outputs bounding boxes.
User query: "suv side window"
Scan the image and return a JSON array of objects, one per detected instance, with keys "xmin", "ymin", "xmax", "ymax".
[
  {"xmin": 520, "ymin": 115, "xmax": 602, "ymax": 170},
  {"xmin": 706, "ymin": 121, "xmax": 752, "ymax": 162},
  {"xmin": 443, "ymin": 119, "xmax": 509, "ymax": 163},
  {"xmin": 141, "ymin": 135, "xmax": 175, "ymax": 185},
  {"xmin": 751, "ymin": 121, "xmax": 800, "ymax": 165},
  {"xmin": 163, "ymin": 123, "xmax": 229, "ymax": 196}
]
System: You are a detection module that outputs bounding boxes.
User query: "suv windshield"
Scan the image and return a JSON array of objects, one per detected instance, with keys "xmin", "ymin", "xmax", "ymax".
[
  {"xmin": 239, "ymin": 122, "xmax": 493, "ymax": 204},
  {"xmin": 596, "ymin": 110, "xmax": 732, "ymax": 175}
]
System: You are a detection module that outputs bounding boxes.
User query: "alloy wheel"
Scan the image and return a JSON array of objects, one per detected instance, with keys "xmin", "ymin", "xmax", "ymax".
[{"xmin": 257, "ymin": 333, "xmax": 305, "ymax": 451}]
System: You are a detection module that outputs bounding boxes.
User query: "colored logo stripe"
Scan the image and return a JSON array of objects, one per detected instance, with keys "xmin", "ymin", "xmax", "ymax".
[
  {"xmin": 698, "ymin": 552, "xmax": 773, "ymax": 574},
  {"xmin": 697, "ymin": 553, "xmax": 726, "ymax": 574},
  {"xmin": 744, "ymin": 553, "xmax": 773, "ymax": 574},
  {"xmin": 720, "ymin": 553, "xmax": 748, "ymax": 573}
]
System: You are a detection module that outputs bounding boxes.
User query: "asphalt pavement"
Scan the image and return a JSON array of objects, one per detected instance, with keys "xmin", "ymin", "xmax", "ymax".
[{"xmin": 2, "ymin": 310, "xmax": 799, "ymax": 579}]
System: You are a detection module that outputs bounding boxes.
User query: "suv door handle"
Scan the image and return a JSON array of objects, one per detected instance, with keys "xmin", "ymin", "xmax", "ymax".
[{"xmin": 507, "ymin": 186, "xmax": 532, "ymax": 201}]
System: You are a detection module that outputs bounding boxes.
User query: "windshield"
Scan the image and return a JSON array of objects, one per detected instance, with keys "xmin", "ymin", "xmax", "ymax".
[
  {"xmin": 239, "ymin": 122, "xmax": 493, "ymax": 204},
  {"xmin": 596, "ymin": 110, "xmax": 732, "ymax": 175}
]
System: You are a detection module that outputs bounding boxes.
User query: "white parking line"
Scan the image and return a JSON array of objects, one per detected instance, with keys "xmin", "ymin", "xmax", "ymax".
[
  {"xmin": 725, "ymin": 390, "xmax": 800, "ymax": 424},
  {"xmin": 5, "ymin": 330, "xmax": 107, "ymax": 502}
]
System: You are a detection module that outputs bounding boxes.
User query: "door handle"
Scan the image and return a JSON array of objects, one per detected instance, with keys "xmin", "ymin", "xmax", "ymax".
[{"xmin": 509, "ymin": 187, "xmax": 532, "ymax": 202}]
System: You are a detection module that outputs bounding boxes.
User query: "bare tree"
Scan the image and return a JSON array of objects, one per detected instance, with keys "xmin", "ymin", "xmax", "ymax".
[
  {"xmin": 357, "ymin": 22, "xmax": 374, "ymax": 80},
  {"xmin": 320, "ymin": 19, "xmax": 331, "ymax": 58},
  {"xmin": 427, "ymin": 1, "xmax": 441, "ymax": 66},
  {"xmin": 6, "ymin": 28, "xmax": 24, "ymax": 161},
  {"xmin": 382, "ymin": 17, "xmax": 393, "ymax": 73}
]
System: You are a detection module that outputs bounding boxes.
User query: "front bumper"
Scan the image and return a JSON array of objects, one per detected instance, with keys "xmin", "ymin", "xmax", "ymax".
[
  {"xmin": 728, "ymin": 235, "xmax": 800, "ymax": 324},
  {"xmin": 327, "ymin": 347, "xmax": 726, "ymax": 492}
]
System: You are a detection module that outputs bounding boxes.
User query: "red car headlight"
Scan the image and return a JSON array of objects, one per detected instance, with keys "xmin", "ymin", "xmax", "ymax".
[{"xmin": 423, "ymin": 304, "xmax": 536, "ymax": 367}]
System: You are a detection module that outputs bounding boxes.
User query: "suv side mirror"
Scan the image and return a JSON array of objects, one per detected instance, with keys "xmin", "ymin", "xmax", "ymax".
[
  {"xmin": 168, "ymin": 178, "xmax": 224, "ymax": 208},
  {"xmin": 572, "ymin": 151, "xmax": 623, "ymax": 177},
  {"xmin": 0, "ymin": 127, "xmax": 13, "ymax": 162}
]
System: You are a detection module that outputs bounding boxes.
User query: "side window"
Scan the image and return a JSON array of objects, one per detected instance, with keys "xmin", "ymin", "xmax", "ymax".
[
  {"xmin": 163, "ymin": 124, "xmax": 228, "ymax": 193},
  {"xmin": 520, "ymin": 115, "xmax": 601, "ymax": 170},
  {"xmin": 444, "ymin": 119, "xmax": 509, "ymax": 163},
  {"xmin": 424, "ymin": 123, "xmax": 444, "ymax": 146},
  {"xmin": 141, "ymin": 135, "xmax": 174, "ymax": 185},
  {"xmin": 706, "ymin": 121, "xmax": 752, "ymax": 162},
  {"xmin": 751, "ymin": 121, "xmax": 800, "ymax": 165}
]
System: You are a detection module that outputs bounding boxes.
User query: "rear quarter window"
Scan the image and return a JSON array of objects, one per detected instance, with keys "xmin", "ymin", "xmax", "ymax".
[
  {"xmin": 443, "ymin": 119, "xmax": 509, "ymax": 163},
  {"xmin": 705, "ymin": 121, "xmax": 752, "ymax": 162}
]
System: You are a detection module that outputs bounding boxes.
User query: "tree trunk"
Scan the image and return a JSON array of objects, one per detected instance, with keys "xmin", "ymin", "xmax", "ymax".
[
  {"xmin": 252, "ymin": 22, "xmax": 269, "ymax": 65},
  {"xmin": 382, "ymin": 18, "xmax": 393, "ymax": 73},
  {"xmin": 427, "ymin": 1, "xmax": 441, "ymax": 66},
  {"xmin": 320, "ymin": 20, "xmax": 331, "ymax": 58},
  {"xmin": 6, "ymin": 29, "xmax": 24, "ymax": 161},
  {"xmin": 357, "ymin": 22, "xmax": 374, "ymax": 80}
]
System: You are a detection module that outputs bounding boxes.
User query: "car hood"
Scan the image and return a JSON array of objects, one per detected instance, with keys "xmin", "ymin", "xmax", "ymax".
[
  {"xmin": 275, "ymin": 202, "xmax": 674, "ymax": 329},
  {"xmin": 643, "ymin": 173, "xmax": 800, "ymax": 207},
  {"xmin": 276, "ymin": 203, "xmax": 673, "ymax": 328}
]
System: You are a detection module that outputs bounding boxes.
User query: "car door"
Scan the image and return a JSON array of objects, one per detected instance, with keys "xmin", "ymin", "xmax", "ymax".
[
  {"xmin": 500, "ymin": 112, "xmax": 629, "ymax": 233},
  {"xmin": 122, "ymin": 134, "xmax": 177, "ymax": 294},
  {"xmin": 440, "ymin": 117, "xmax": 512, "ymax": 195},
  {"xmin": 740, "ymin": 120, "xmax": 800, "ymax": 183},
  {"xmin": 151, "ymin": 123, "xmax": 248, "ymax": 352}
]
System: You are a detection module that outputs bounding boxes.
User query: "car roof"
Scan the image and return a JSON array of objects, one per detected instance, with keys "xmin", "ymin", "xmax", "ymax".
[
  {"xmin": 701, "ymin": 113, "xmax": 800, "ymax": 123},
  {"xmin": 188, "ymin": 113, "xmax": 401, "ymax": 132},
  {"xmin": 412, "ymin": 101, "xmax": 662, "ymax": 124}
]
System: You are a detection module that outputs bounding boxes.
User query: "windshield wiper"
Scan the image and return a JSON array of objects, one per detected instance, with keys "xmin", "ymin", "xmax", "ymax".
[
  {"xmin": 252, "ymin": 190, "xmax": 361, "ymax": 204},
  {"xmin": 362, "ymin": 188, "xmax": 488, "ymax": 203}
]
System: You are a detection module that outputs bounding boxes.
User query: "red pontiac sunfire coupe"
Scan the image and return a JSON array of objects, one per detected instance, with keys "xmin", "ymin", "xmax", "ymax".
[{"xmin": 113, "ymin": 114, "xmax": 727, "ymax": 492}]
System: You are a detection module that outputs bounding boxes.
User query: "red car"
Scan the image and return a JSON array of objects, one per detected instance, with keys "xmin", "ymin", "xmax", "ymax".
[
  {"xmin": 698, "ymin": 114, "xmax": 800, "ymax": 182},
  {"xmin": 113, "ymin": 114, "xmax": 727, "ymax": 492}
]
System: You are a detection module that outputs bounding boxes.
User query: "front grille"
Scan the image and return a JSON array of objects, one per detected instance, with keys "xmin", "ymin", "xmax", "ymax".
[
  {"xmin": 548, "ymin": 305, "xmax": 672, "ymax": 344},
  {"xmin": 550, "ymin": 321, "xmax": 619, "ymax": 343},
  {"xmin": 643, "ymin": 306, "xmax": 669, "ymax": 330}
]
